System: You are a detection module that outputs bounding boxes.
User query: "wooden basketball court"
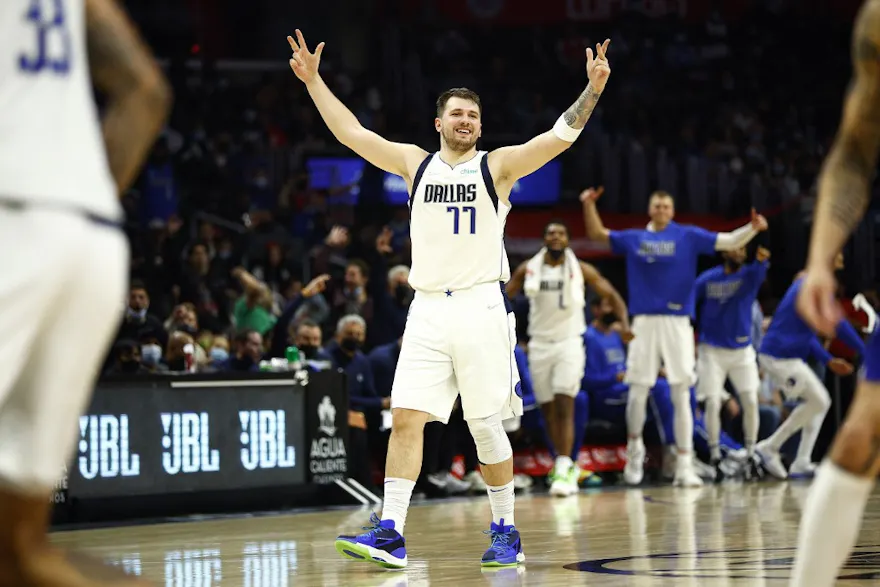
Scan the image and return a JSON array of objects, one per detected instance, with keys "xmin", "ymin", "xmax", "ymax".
[{"xmin": 50, "ymin": 482, "xmax": 880, "ymax": 585}]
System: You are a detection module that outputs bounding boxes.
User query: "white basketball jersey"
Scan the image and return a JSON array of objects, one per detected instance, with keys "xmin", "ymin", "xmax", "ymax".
[
  {"xmin": 528, "ymin": 264, "xmax": 587, "ymax": 341},
  {"xmin": 0, "ymin": 0, "xmax": 121, "ymax": 220},
  {"xmin": 407, "ymin": 151, "xmax": 511, "ymax": 292}
]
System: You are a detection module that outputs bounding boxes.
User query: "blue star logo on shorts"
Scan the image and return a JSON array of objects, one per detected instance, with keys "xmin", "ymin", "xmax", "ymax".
[{"xmin": 445, "ymin": 289, "xmax": 453, "ymax": 297}]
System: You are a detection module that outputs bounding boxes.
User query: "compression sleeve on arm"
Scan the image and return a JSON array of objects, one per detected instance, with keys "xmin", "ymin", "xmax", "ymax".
[{"xmin": 715, "ymin": 223, "xmax": 759, "ymax": 251}]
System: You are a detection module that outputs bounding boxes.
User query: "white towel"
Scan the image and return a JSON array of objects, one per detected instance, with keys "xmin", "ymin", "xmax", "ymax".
[{"xmin": 523, "ymin": 247, "xmax": 585, "ymax": 309}]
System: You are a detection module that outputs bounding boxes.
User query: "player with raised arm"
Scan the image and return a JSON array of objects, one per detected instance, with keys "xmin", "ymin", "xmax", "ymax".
[
  {"xmin": 789, "ymin": 1, "xmax": 880, "ymax": 584},
  {"xmin": 287, "ymin": 30, "xmax": 611, "ymax": 568},
  {"xmin": 580, "ymin": 187, "xmax": 767, "ymax": 487},
  {"xmin": 0, "ymin": 0, "xmax": 170, "ymax": 584},
  {"xmin": 505, "ymin": 221, "xmax": 629, "ymax": 496},
  {"xmin": 693, "ymin": 246, "xmax": 770, "ymax": 474}
]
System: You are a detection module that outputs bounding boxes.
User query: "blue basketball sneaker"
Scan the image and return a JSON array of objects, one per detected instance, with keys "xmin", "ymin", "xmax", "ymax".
[
  {"xmin": 334, "ymin": 513, "xmax": 407, "ymax": 569},
  {"xmin": 481, "ymin": 519, "xmax": 525, "ymax": 567}
]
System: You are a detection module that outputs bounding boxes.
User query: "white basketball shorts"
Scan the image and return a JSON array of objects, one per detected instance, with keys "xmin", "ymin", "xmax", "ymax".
[
  {"xmin": 696, "ymin": 343, "xmax": 761, "ymax": 402},
  {"xmin": 758, "ymin": 354, "xmax": 827, "ymax": 402},
  {"xmin": 391, "ymin": 282, "xmax": 523, "ymax": 424},
  {"xmin": 625, "ymin": 315, "xmax": 695, "ymax": 387},
  {"xmin": 527, "ymin": 336, "xmax": 586, "ymax": 404},
  {"xmin": 0, "ymin": 205, "xmax": 128, "ymax": 490}
]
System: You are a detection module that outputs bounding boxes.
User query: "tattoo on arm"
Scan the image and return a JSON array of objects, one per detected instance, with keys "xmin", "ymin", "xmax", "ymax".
[
  {"xmin": 818, "ymin": 5, "xmax": 880, "ymax": 242},
  {"xmin": 562, "ymin": 84, "xmax": 602, "ymax": 130}
]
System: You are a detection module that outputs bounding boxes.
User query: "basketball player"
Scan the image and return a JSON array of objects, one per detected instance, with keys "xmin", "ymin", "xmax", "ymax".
[
  {"xmin": 580, "ymin": 187, "xmax": 767, "ymax": 487},
  {"xmin": 789, "ymin": 1, "xmax": 880, "ymax": 582},
  {"xmin": 287, "ymin": 30, "xmax": 612, "ymax": 568},
  {"xmin": 0, "ymin": 0, "xmax": 170, "ymax": 585},
  {"xmin": 505, "ymin": 221, "xmax": 629, "ymax": 497},
  {"xmin": 756, "ymin": 260, "xmax": 863, "ymax": 481},
  {"xmin": 694, "ymin": 246, "xmax": 770, "ymax": 469}
]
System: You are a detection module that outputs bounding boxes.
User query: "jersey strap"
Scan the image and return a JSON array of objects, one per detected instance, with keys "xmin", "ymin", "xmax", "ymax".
[
  {"xmin": 407, "ymin": 153, "xmax": 435, "ymax": 210},
  {"xmin": 480, "ymin": 153, "xmax": 499, "ymax": 212}
]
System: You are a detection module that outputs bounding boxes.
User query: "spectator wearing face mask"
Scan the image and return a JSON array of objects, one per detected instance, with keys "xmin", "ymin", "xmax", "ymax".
[
  {"xmin": 139, "ymin": 334, "xmax": 168, "ymax": 372},
  {"xmin": 106, "ymin": 340, "xmax": 151, "ymax": 375},
  {"xmin": 209, "ymin": 335, "xmax": 230, "ymax": 364},
  {"xmin": 325, "ymin": 314, "xmax": 388, "ymax": 412},
  {"xmin": 117, "ymin": 281, "xmax": 166, "ymax": 347},
  {"xmin": 365, "ymin": 227, "xmax": 413, "ymax": 349},
  {"xmin": 325, "ymin": 314, "xmax": 386, "ymax": 492}
]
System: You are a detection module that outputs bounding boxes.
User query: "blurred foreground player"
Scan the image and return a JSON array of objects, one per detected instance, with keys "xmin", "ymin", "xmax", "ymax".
[
  {"xmin": 790, "ymin": 1, "xmax": 880, "ymax": 584},
  {"xmin": 288, "ymin": 29, "xmax": 611, "ymax": 568},
  {"xmin": 0, "ymin": 0, "xmax": 170, "ymax": 585}
]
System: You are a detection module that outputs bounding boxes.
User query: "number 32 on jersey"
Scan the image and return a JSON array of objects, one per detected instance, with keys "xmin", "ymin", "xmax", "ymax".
[{"xmin": 19, "ymin": 0, "xmax": 71, "ymax": 75}]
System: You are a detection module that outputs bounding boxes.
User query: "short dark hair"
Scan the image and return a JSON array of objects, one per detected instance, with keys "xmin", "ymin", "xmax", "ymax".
[
  {"xmin": 436, "ymin": 88, "xmax": 482, "ymax": 118},
  {"xmin": 650, "ymin": 190, "xmax": 675, "ymax": 202},
  {"xmin": 233, "ymin": 329, "xmax": 258, "ymax": 345},
  {"xmin": 296, "ymin": 319, "xmax": 320, "ymax": 331},
  {"xmin": 543, "ymin": 220, "xmax": 570, "ymax": 238},
  {"xmin": 347, "ymin": 259, "xmax": 370, "ymax": 278},
  {"xmin": 129, "ymin": 279, "xmax": 147, "ymax": 293}
]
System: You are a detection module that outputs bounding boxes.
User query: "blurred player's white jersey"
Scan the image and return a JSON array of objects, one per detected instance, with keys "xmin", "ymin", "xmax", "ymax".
[
  {"xmin": 0, "ymin": 0, "xmax": 120, "ymax": 220},
  {"xmin": 407, "ymin": 151, "xmax": 511, "ymax": 292},
  {"xmin": 528, "ymin": 264, "xmax": 587, "ymax": 341}
]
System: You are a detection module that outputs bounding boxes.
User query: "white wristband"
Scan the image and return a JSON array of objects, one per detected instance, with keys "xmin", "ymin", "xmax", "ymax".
[{"xmin": 552, "ymin": 114, "xmax": 583, "ymax": 142}]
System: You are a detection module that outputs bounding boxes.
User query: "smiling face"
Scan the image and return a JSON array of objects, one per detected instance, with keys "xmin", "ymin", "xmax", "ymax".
[{"xmin": 435, "ymin": 90, "xmax": 482, "ymax": 153}]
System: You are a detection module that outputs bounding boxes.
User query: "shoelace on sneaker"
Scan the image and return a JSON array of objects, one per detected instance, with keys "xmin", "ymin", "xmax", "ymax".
[
  {"xmin": 483, "ymin": 528, "xmax": 512, "ymax": 554},
  {"xmin": 356, "ymin": 513, "xmax": 385, "ymax": 539}
]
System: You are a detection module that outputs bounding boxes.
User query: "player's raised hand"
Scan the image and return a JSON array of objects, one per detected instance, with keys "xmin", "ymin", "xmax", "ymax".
[
  {"xmin": 586, "ymin": 39, "xmax": 611, "ymax": 92},
  {"xmin": 579, "ymin": 186, "xmax": 605, "ymax": 204},
  {"xmin": 302, "ymin": 274, "xmax": 331, "ymax": 298},
  {"xmin": 376, "ymin": 226, "xmax": 394, "ymax": 255},
  {"xmin": 828, "ymin": 357, "xmax": 854, "ymax": 377},
  {"xmin": 287, "ymin": 29, "xmax": 325, "ymax": 84},
  {"xmin": 750, "ymin": 208, "xmax": 769, "ymax": 232},
  {"xmin": 797, "ymin": 265, "xmax": 843, "ymax": 337},
  {"xmin": 756, "ymin": 246, "xmax": 771, "ymax": 262}
]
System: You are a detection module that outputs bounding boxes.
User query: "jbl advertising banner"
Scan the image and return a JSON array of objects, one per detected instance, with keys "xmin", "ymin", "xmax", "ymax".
[{"xmin": 68, "ymin": 375, "xmax": 313, "ymax": 498}]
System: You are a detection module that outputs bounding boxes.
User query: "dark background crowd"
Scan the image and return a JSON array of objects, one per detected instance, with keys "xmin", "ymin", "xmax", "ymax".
[{"xmin": 104, "ymin": 0, "xmax": 880, "ymax": 490}]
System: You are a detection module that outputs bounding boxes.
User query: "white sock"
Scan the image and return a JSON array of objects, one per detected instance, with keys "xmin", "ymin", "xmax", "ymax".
[
  {"xmin": 796, "ymin": 413, "xmax": 826, "ymax": 463},
  {"xmin": 381, "ymin": 477, "xmax": 415, "ymax": 534},
  {"xmin": 487, "ymin": 480, "xmax": 516, "ymax": 527},
  {"xmin": 705, "ymin": 395, "xmax": 722, "ymax": 459},
  {"xmin": 671, "ymin": 384, "xmax": 694, "ymax": 452},
  {"xmin": 789, "ymin": 461, "xmax": 874, "ymax": 587},
  {"xmin": 709, "ymin": 444, "xmax": 721, "ymax": 463},
  {"xmin": 555, "ymin": 455, "xmax": 573, "ymax": 474},
  {"xmin": 626, "ymin": 385, "xmax": 649, "ymax": 436},
  {"xmin": 740, "ymin": 390, "xmax": 759, "ymax": 456}
]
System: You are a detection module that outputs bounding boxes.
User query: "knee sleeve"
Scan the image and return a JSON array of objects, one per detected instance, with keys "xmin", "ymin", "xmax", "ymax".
[{"xmin": 467, "ymin": 412, "xmax": 513, "ymax": 465}]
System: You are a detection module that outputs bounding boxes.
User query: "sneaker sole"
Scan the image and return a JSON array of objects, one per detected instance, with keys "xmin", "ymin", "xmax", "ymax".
[
  {"xmin": 481, "ymin": 552, "xmax": 526, "ymax": 568},
  {"xmin": 334, "ymin": 539, "xmax": 407, "ymax": 569}
]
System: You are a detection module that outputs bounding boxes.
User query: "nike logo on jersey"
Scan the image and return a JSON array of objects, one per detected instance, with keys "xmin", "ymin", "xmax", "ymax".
[{"xmin": 424, "ymin": 183, "xmax": 477, "ymax": 203}]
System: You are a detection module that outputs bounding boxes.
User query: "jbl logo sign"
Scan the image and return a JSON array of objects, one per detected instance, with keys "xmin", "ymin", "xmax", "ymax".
[
  {"xmin": 161, "ymin": 412, "xmax": 220, "ymax": 475},
  {"xmin": 78, "ymin": 415, "xmax": 140, "ymax": 480},
  {"xmin": 239, "ymin": 410, "xmax": 296, "ymax": 471}
]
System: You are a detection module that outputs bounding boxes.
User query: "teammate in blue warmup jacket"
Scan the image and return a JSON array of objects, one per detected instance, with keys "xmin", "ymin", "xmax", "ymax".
[
  {"xmin": 694, "ymin": 246, "xmax": 769, "ymax": 465},
  {"xmin": 581, "ymin": 186, "xmax": 768, "ymax": 487},
  {"xmin": 757, "ymin": 260, "xmax": 862, "ymax": 480}
]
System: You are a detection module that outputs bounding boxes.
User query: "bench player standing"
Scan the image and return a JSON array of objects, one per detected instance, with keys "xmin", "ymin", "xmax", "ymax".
[
  {"xmin": 0, "ymin": 0, "xmax": 170, "ymax": 584},
  {"xmin": 505, "ymin": 221, "xmax": 629, "ymax": 496},
  {"xmin": 581, "ymin": 188, "xmax": 767, "ymax": 486},
  {"xmin": 693, "ymin": 246, "xmax": 770, "ymax": 471},
  {"xmin": 287, "ymin": 31, "xmax": 612, "ymax": 568},
  {"xmin": 790, "ymin": 2, "xmax": 880, "ymax": 583}
]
